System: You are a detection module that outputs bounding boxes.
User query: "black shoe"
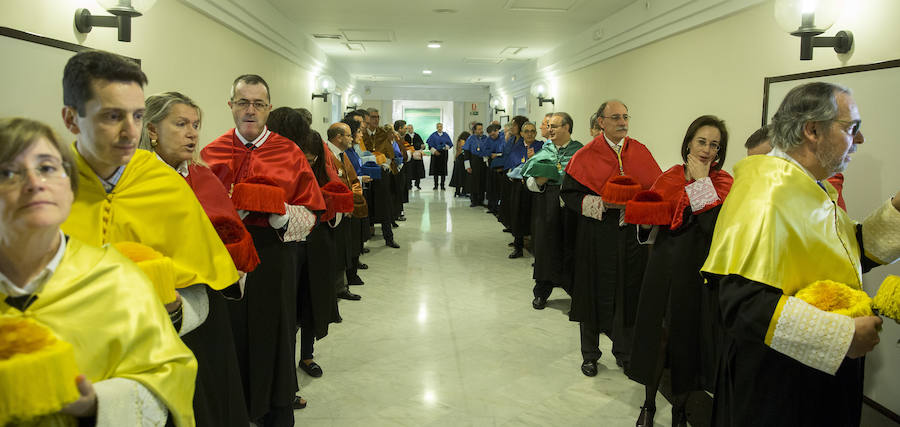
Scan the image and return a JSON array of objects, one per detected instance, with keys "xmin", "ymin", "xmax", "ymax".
[
  {"xmin": 334, "ymin": 314, "xmax": 343, "ymax": 323},
  {"xmin": 299, "ymin": 361, "xmax": 323, "ymax": 378},
  {"xmin": 337, "ymin": 290, "xmax": 362, "ymax": 301},
  {"xmin": 508, "ymin": 248, "xmax": 523, "ymax": 259},
  {"xmin": 356, "ymin": 262, "xmax": 369, "ymax": 270},
  {"xmin": 440, "ymin": 186, "xmax": 445, "ymax": 190},
  {"xmin": 532, "ymin": 297, "xmax": 547, "ymax": 310},
  {"xmin": 636, "ymin": 404, "xmax": 656, "ymax": 427},
  {"xmin": 581, "ymin": 360, "xmax": 598, "ymax": 377},
  {"xmin": 416, "ymin": 185, "xmax": 421, "ymax": 189},
  {"xmin": 433, "ymin": 186, "xmax": 439, "ymax": 190},
  {"xmin": 470, "ymin": 203, "xmax": 479, "ymax": 207},
  {"xmin": 397, "ymin": 216, "xmax": 407, "ymax": 221},
  {"xmin": 502, "ymin": 228, "xmax": 512, "ymax": 233},
  {"xmin": 292, "ymin": 396, "xmax": 308, "ymax": 410},
  {"xmin": 361, "ymin": 247, "xmax": 370, "ymax": 254},
  {"xmin": 348, "ymin": 275, "xmax": 364, "ymax": 286},
  {"xmin": 391, "ymin": 222, "xmax": 399, "ymax": 228},
  {"xmin": 385, "ymin": 240, "xmax": 400, "ymax": 248},
  {"xmin": 508, "ymin": 241, "xmax": 515, "ymax": 247}
]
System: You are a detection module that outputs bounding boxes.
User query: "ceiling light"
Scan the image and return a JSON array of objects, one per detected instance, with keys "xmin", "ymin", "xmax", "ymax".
[
  {"xmin": 422, "ymin": 70, "xmax": 433, "ymax": 75},
  {"xmin": 427, "ymin": 41, "xmax": 442, "ymax": 48}
]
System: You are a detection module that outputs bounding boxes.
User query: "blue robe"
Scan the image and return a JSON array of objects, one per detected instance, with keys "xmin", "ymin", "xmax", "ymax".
[{"xmin": 426, "ymin": 132, "xmax": 453, "ymax": 151}]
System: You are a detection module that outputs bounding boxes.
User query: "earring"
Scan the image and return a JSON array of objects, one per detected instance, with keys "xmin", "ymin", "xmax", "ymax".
[{"xmin": 150, "ymin": 139, "xmax": 157, "ymax": 148}]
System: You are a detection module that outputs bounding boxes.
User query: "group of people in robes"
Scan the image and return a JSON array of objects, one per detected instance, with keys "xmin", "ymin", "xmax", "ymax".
[
  {"xmin": 464, "ymin": 87, "xmax": 899, "ymax": 426},
  {"xmin": 0, "ymin": 49, "xmax": 420, "ymax": 427}
]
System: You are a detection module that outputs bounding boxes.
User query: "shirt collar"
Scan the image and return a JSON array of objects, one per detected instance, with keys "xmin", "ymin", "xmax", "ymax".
[
  {"xmin": 235, "ymin": 126, "xmax": 270, "ymax": 149},
  {"xmin": 97, "ymin": 165, "xmax": 126, "ymax": 193},
  {"xmin": 326, "ymin": 141, "xmax": 344, "ymax": 159},
  {"xmin": 768, "ymin": 146, "xmax": 817, "ymax": 181},
  {"xmin": 604, "ymin": 134, "xmax": 624, "ymax": 149},
  {"xmin": 0, "ymin": 230, "xmax": 67, "ymax": 297},
  {"xmin": 154, "ymin": 153, "xmax": 189, "ymax": 177}
]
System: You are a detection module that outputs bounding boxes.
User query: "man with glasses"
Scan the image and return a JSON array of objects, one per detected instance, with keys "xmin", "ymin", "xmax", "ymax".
[
  {"xmin": 702, "ymin": 82, "xmax": 900, "ymax": 426},
  {"xmin": 202, "ymin": 74, "xmax": 325, "ymax": 427},
  {"xmin": 361, "ymin": 108, "xmax": 401, "ymax": 248},
  {"xmin": 560, "ymin": 100, "xmax": 662, "ymax": 376}
]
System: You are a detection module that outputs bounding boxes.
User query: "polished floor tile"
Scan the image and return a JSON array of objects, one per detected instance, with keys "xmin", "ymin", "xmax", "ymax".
[{"xmin": 294, "ymin": 189, "xmax": 672, "ymax": 426}]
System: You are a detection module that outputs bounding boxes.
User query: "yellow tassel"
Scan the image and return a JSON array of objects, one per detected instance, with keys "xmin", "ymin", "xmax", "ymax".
[
  {"xmin": 0, "ymin": 318, "xmax": 80, "ymax": 425},
  {"xmin": 873, "ymin": 275, "xmax": 900, "ymax": 322},
  {"xmin": 795, "ymin": 280, "xmax": 873, "ymax": 318}
]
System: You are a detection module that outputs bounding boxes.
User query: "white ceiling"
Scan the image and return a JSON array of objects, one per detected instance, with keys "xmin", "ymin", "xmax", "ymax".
[{"xmin": 265, "ymin": 0, "xmax": 634, "ymax": 86}]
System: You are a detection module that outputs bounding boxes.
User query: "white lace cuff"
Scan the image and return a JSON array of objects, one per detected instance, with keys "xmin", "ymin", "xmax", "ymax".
[
  {"xmin": 862, "ymin": 198, "xmax": 900, "ymax": 265},
  {"xmin": 581, "ymin": 195, "xmax": 604, "ymax": 220},
  {"xmin": 283, "ymin": 204, "xmax": 317, "ymax": 242},
  {"xmin": 177, "ymin": 284, "xmax": 209, "ymax": 337},
  {"xmin": 685, "ymin": 177, "xmax": 719, "ymax": 212},
  {"xmin": 329, "ymin": 212, "xmax": 343, "ymax": 228},
  {"xmin": 94, "ymin": 378, "xmax": 168, "ymax": 427},
  {"xmin": 636, "ymin": 225, "xmax": 659, "ymax": 245},
  {"xmin": 768, "ymin": 297, "xmax": 855, "ymax": 375},
  {"xmin": 464, "ymin": 160, "xmax": 471, "ymax": 169},
  {"xmin": 525, "ymin": 177, "xmax": 543, "ymax": 193}
]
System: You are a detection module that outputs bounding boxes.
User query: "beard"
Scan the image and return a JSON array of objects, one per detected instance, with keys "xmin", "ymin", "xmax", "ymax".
[{"xmin": 816, "ymin": 138, "xmax": 851, "ymax": 177}]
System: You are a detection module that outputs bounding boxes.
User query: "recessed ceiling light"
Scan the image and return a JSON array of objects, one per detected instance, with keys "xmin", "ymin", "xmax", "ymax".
[
  {"xmin": 433, "ymin": 8, "xmax": 457, "ymax": 14},
  {"xmin": 422, "ymin": 70, "xmax": 433, "ymax": 75},
  {"xmin": 427, "ymin": 41, "xmax": 442, "ymax": 48}
]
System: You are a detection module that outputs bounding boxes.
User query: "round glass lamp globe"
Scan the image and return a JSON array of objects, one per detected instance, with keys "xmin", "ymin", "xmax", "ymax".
[
  {"xmin": 96, "ymin": 0, "xmax": 157, "ymax": 16},
  {"xmin": 348, "ymin": 93, "xmax": 362, "ymax": 106},
  {"xmin": 774, "ymin": 0, "xmax": 843, "ymax": 34},
  {"xmin": 530, "ymin": 80, "xmax": 549, "ymax": 98},
  {"xmin": 316, "ymin": 75, "xmax": 336, "ymax": 93}
]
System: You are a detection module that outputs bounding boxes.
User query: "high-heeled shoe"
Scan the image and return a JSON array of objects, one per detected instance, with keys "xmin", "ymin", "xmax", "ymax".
[{"xmin": 635, "ymin": 404, "xmax": 655, "ymax": 427}]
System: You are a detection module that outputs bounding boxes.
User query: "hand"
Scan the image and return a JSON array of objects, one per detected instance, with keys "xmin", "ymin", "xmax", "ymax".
[
  {"xmin": 892, "ymin": 189, "xmax": 900, "ymax": 211},
  {"xmin": 434, "ymin": 151, "xmax": 440, "ymax": 156},
  {"xmin": 466, "ymin": 168, "xmax": 472, "ymax": 174},
  {"xmin": 360, "ymin": 176, "xmax": 372, "ymax": 183},
  {"xmin": 847, "ymin": 316, "xmax": 883, "ymax": 358},
  {"xmin": 60, "ymin": 375, "xmax": 98, "ymax": 417},
  {"xmin": 491, "ymin": 153, "xmax": 501, "ymax": 158},
  {"xmin": 535, "ymin": 176, "xmax": 549, "ymax": 186},
  {"xmin": 685, "ymin": 154, "xmax": 710, "ymax": 182},
  {"xmin": 164, "ymin": 293, "xmax": 182, "ymax": 314},
  {"xmin": 527, "ymin": 147, "xmax": 535, "ymax": 158}
]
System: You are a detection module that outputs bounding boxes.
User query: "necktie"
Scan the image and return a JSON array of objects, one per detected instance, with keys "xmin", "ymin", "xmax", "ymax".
[{"xmin": 5, "ymin": 294, "xmax": 37, "ymax": 311}]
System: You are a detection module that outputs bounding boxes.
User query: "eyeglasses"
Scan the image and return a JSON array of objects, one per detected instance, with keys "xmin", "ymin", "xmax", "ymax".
[
  {"xmin": 600, "ymin": 114, "xmax": 630, "ymax": 121},
  {"xmin": 831, "ymin": 119, "xmax": 861, "ymax": 136},
  {"xmin": 232, "ymin": 100, "xmax": 269, "ymax": 110},
  {"xmin": 694, "ymin": 140, "xmax": 721, "ymax": 151},
  {"xmin": 0, "ymin": 161, "xmax": 69, "ymax": 190}
]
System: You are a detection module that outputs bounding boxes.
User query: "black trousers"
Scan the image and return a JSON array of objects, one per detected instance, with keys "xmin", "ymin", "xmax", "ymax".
[
  {"xmin": 381, "ymin": 220, "xmax": 394, "ymax": 241},
  {"xmin": 580, "ymin": 321, "xmax": 603, "ymax": 362},
  {"xmin": 433, "ymin": 175, "xmax": 445, "ymax": 188}
]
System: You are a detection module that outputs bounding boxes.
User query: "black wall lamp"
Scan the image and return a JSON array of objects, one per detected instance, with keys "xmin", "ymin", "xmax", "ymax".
[
  {"xmin": 312, "ymin": 75, "xmax": 336, "ymax": 102},
  {"xmin": 531, "ymin": 81, "xmax": 555, "ymax": 107},
  {"xmin": 346, "ymin": 93, "xmax": 362, "ymax": 110},
  {"xmin": 74, "ymin": 0, "xmax": 156, "ymax": 42},
  {"xmin": 775, "ymin": 0, "xmax": 853, "ymax": 60},
  {"xmin": 491, "ymin": 98, "xmax": 506, "ymax": 114}
]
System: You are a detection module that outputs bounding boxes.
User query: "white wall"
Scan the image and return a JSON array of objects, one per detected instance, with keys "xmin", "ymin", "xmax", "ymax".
[{"xmin": 0, "ymin": 0, "xmax": 348, "ymax": 140}]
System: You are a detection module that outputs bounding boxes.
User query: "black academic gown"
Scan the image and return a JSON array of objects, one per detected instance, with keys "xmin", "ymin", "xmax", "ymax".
[
  {"xmin": 560, "ymin": 173, "xmax": 649, "ymax": 362},
  {"xmin": 298, "ymin": 222, "xmax": 340, "ymax": 340},
  {"xmin": 449, "ymin": 151, "xmax": 468, "ymax": 191},
  {"xmin": 367, "ymin": 170, "xmax": 394, "ymax": 224},
  {"xmin": 405, "ymin": 133, "xmax": 427, "ymax": 180},
  {"xmin": 705, "ymin": 226, "xmax": 880, "ymax": 427},
  {"xmin": 627, "ymin": 205, "xmax": 724, "ymax": 395},
  {"xmin": 530, "ymin": 183, "xmax": 577, "ymax": 289},
  {"xmin": 468, "ymin": 152, "xmax": 487, "ymax": 206}
]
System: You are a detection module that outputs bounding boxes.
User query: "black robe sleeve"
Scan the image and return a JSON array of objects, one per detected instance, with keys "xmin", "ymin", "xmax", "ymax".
[{"xmin": 559, "ymin": 172, "xmax": 595, "ymax": 215}]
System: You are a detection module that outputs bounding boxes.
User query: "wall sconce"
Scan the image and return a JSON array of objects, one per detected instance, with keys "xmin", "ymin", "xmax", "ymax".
[
  {"xmin": 774, "ymin": 0, "xmax": 852, "ymax": 60},
  {"xmin": 530, "ymin": 80, "xmax": 554, "ymax": 107},
  {"xmin": 311, "ymin": 75, "xmax": 336, "ymax": 102},
  {"xmin": 75, "ymin": 0, "xmax": 157, "ymax": 42},
  {"xmin": 491, "ymin": 98, "xmax": 506, "ymax": 114},
  {"xmin": 346, "ymin": 93, "xmax": 362, "ymax": 110}
]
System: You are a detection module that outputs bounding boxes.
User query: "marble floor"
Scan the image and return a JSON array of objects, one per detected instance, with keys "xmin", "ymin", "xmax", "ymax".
[{"xmin": 293, "ymin": 188, "xmax": 675, "ymax": 426}]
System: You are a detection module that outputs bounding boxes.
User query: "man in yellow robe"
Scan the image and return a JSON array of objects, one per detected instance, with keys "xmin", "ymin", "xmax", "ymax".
[
  {"xmin": 701, "ymin": 82, "xmax": 900, "ymax": 426},
  {"xmin": 57, "ymin": 50, "xmax": 239, "ymax": 425}
]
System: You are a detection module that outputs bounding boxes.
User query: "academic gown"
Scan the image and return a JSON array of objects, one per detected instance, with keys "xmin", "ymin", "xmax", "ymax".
[
  {"xmin": 464, "ymin": 134, "xmax": 489, "ymax": 205},
  {"xmin": 449, "ymin": 148, "xmax": 468, "ymax": 192},
  {"xmin": 701, "ymin": 155, "xmax": 900, "ymax": 427},
  {"xmin": 0, "ymin": 237, "xmax": 197, "ymax": 427},
  {"xmin": 391, "ymin": 141, "xmax": 409, "ymax": 216},
  {"xmin": 182, "ymin": 164, "xmax": 254, "ymax": 427},
  {"xmin": 497, "ymin": 137, "xmax": 519, "ymax": 227},
  {"xmin": 506, "ymin": 140, "xmax": 544, "ymax": 240},
  {"xmin": 523, "ymin": 140, "xmax": 584, "ymax": 288},
  {"xmin": 362, "ymin": 128, "xmax": 396, "ymax": 224},
  {"xmin": 485, "ymin": 136, "xmax": 505, "ymax": 212},
  {"xmin": 627, "ymin": 165, "xmax": 733, "ymax": 396},
  {"xmin": 201, "ymin": 128, "xmax": 324, "ymax": 421},
  {"xmin": 560, "ymin": 134, "xmax": 662, "ymax": 363},
  {"xmin": 426, "ymin": 131, "xmax": 453, "ymax": 176},
  {"xmin": 405, "ymin": 132, "xmax": 426, "ymax": 180}
]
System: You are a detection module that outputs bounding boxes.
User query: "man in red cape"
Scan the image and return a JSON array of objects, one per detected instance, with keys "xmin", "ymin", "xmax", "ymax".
[
  {"xmin": 201, "ymin": 74, "xmax": 323, "ymax": 427},
  {"xmin": 560, "ymin": 100, "xmax": 662, "ymax": 377}
]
